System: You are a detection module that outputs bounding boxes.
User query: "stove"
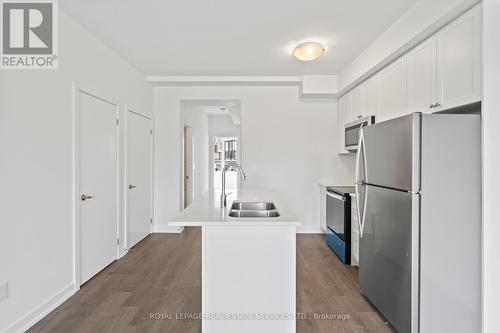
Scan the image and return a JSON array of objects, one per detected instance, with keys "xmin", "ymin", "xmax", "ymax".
[{"xmin": 325, "ymin": 185, "xmax": 354, "ymax": 264}]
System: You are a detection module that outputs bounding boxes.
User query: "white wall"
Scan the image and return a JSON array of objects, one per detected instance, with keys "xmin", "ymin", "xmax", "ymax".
[
  {"xmin": 181, "ymin": 103, "xmax": 210, "ymax": 202},
  {"xmin": 482, "ymin": 1, "xmax": 500, "ymax": 332},
  {"xmin": 208, "ymin": 114, "xmax": 240, "ymax": 138},
  {"xmin": 154, "ymin": 85, "xmax": 355, "ymax": 233},
  {"xmin": 0, "ymin": 11, "xmax": 152, "ymax": 332},
  {"xmin": 338, "ymin": 0, "xmax": 480, "ymax": 92}
]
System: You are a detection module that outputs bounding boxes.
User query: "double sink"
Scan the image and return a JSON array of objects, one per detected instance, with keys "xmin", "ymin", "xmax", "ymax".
[{"xmin": 228, "ymin": 201, "xmax": 281, "ymax": 218}]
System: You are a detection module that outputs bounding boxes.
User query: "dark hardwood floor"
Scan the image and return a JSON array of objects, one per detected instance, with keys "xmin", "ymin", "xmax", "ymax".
[{"xmin": 28, "ymin": 227, "xmax": 392, "ymax": 333}]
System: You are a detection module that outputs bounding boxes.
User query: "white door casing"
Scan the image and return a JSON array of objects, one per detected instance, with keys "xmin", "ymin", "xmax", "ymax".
[
  {"xmin": 126, "ymin": 110, "xmax": 152, "ymax": 248},
  {"xmin": 77, "ymin": 90, "xmax": 118, "ymax": 285}
]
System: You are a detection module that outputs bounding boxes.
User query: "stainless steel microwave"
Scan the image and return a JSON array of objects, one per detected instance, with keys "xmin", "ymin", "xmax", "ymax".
[{"xmin": 344, "ymin": 116, "xmax": 375, "ymax": 152}]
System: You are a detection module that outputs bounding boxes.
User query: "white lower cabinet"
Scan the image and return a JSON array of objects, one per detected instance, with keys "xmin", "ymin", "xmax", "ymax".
[{"xmin": 351, "ymin": 194, "xmax": 359, "ymax": 266}]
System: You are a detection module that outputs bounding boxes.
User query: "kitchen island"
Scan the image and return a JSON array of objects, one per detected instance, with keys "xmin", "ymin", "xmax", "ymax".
[{"xmin": 170, "ymin": 189, "xmax": 300, "ymax": 333}]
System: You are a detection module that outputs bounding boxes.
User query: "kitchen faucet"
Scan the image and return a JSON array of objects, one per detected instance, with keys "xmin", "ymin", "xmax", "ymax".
[{"xmin": 221, "ymin": 162, "xmax": 246, "ymax": 207}]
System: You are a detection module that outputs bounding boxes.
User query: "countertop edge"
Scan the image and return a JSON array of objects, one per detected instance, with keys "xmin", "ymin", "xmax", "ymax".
[{"xmin": 169, "ymin": 221, "xmax": 301, "ymax": 227}]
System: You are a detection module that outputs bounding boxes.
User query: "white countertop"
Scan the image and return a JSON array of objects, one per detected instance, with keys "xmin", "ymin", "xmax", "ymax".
[
  {"xmin": 319, "ymin": 183, "xmax": 356, "ymax": 196},
  {"xmin": 170, "ymin": 188, "xmax": 301, "ymax": 226}
]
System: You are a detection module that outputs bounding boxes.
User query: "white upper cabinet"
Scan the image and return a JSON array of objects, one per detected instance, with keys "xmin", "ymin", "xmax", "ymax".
[
  {"xmin": 407, "ymin": 36, "xmax": 437, "ymax": 114},
  {"xmin": 377, "ymin": 57, "xmax": 407, "ymax": 123},
  {"xmin": 336, "ymin": 5, "xmax": 481, "ymax": 154},
  {"xmin": 338, "ymin": 93, "xmax": 352, "ymax": 154},
  {"xmin": 362, "ymin": 76, "xmax": 378, "ymax": 119},
  {"xmin": 350, "ymin": 85, "xmax": 363, "ymax": 121},
  {"xmin": 436, "ymin": 5, "xmax": 481, "ymax": 111}
]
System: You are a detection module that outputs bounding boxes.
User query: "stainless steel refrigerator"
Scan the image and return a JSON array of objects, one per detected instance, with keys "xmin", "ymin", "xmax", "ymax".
[{"xmin": 355, "ymin": 112, "xmax": 481, "ymax": 333}]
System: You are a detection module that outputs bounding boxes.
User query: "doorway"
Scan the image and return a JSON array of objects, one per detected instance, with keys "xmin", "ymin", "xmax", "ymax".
[
  {"xmin": 180, "ymin": 99, "xmax": 241, "ymax": 208},
  {"xmin": 76, "ymin": 89, "xmax": 119, "ymax": 285},
  {"xmin": 183, "ymin": 125, "xmax": 194, "ymax": 208}
]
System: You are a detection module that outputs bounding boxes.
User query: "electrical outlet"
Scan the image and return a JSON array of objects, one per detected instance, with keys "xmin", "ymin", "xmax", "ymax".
[{"xmin": 0, "ymin": 282, "xmax": 9, "ymax": 302}]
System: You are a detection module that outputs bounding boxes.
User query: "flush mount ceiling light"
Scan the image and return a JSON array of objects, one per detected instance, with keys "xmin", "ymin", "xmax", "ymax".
[{"xmin": 292, "ymin": 42, "xmax": 325, "ymax": 61}]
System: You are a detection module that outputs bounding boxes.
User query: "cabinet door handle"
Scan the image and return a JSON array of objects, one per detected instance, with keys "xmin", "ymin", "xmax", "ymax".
[
  {"xmin": 429, "ymin": 104, "xmax": 436, "ymax": 109},
  {"xmin": 434, "ymin": 103, "xmax": 441, "ymax": 108}
]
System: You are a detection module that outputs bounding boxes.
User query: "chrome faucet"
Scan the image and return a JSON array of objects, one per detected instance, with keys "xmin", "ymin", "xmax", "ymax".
[{"xmin": 221, "ymin": 162, "xmax": 246, "ymax": 207}]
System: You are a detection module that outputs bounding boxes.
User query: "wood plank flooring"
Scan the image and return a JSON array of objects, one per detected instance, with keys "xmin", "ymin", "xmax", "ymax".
[{"xmin": 28, "ymin": 227, "xmax": 392, "ymax": 333}]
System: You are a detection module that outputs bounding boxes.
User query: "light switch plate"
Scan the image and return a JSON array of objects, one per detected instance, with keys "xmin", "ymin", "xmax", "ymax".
[{"xmin": 0, "ymin": 282, "xmax": 8, "ymax": 302}]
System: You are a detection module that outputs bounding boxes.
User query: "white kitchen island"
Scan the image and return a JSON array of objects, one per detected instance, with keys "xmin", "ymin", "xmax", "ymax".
[{"xmin": 170, "ymin": 189, "xmax": 300, "ymax": 333}]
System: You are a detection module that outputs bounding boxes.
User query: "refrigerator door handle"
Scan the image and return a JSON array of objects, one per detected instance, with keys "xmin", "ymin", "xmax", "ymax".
[
  {"xmin": 355, "ymin": 124, "xmax": 367, "ymax": 237},
  {"xmin": 360, "ymin": 181, "xmax": 368, "ymax": 237}
]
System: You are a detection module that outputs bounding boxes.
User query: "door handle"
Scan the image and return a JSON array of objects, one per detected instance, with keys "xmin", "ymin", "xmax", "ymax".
[
  {"xmin": 128, "ymin": 184, "xmax": 137, "ymax": 190},
  {"xmin": 81, "ymin": 194, "xmax": 94, "ymax": 201}
]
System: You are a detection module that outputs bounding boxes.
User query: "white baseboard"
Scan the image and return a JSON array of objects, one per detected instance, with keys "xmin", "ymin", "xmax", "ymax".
[
  {"xmin": 119, "ymin": 249, "xmax": 129, "ymax": 259},
  {"xmin": 296, "ymin": 226, "xmax": 324, "ymax": 234},
  {"xmin": 2, "ymin": 283, "xmax": 76, "ymax": 333},
  {"xmin": 153, "ymin": 224, "xmax": 184, "ymax": 233}
]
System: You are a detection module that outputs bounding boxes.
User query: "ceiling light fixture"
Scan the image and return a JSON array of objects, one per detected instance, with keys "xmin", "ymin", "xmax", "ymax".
[{"xmin": 292, "ymin": 42, "xmax": 325, "ymax": 61}]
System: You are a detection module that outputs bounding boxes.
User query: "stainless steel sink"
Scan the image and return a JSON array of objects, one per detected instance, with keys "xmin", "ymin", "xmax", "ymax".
[
  {"xmin": 228, "ymin": 200, "xmax": 280, "ymax": 218},
  {"xmin": 228, "ymin": 210, "xmax": 281, "ymax": 218},
  {"xmin": 230, "ymin": 201, "xmax": 276, "ymax": 211}
]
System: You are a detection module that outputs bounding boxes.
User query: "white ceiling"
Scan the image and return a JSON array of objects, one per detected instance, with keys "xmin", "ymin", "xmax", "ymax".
[{"xmin": 60, "ymin": 0, "xmax": 418, "ymax": 76}]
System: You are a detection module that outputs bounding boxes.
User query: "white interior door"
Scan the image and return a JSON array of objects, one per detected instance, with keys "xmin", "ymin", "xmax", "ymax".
[
  {"xmin": 78, "ymin": 92, "xmax": 118, "ymax": 284},
  {"xmin": 127, "ymin": 111, "xmax": 152, "ymax": 248}
]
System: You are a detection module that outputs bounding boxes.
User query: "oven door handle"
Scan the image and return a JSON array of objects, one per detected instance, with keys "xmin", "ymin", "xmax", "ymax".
[{"xmin": 326, "ymin": 191, "xmax": 346, "ymax": 201}]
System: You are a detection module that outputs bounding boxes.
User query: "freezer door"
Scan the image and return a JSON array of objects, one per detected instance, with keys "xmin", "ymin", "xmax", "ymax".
[
  {"xmin": 359, "ymin": 185, "xmax": 419, "ymax": 333},
  {"xmin": 362, "ymin": 113, "xmax": 420, "ymax": 192}
]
